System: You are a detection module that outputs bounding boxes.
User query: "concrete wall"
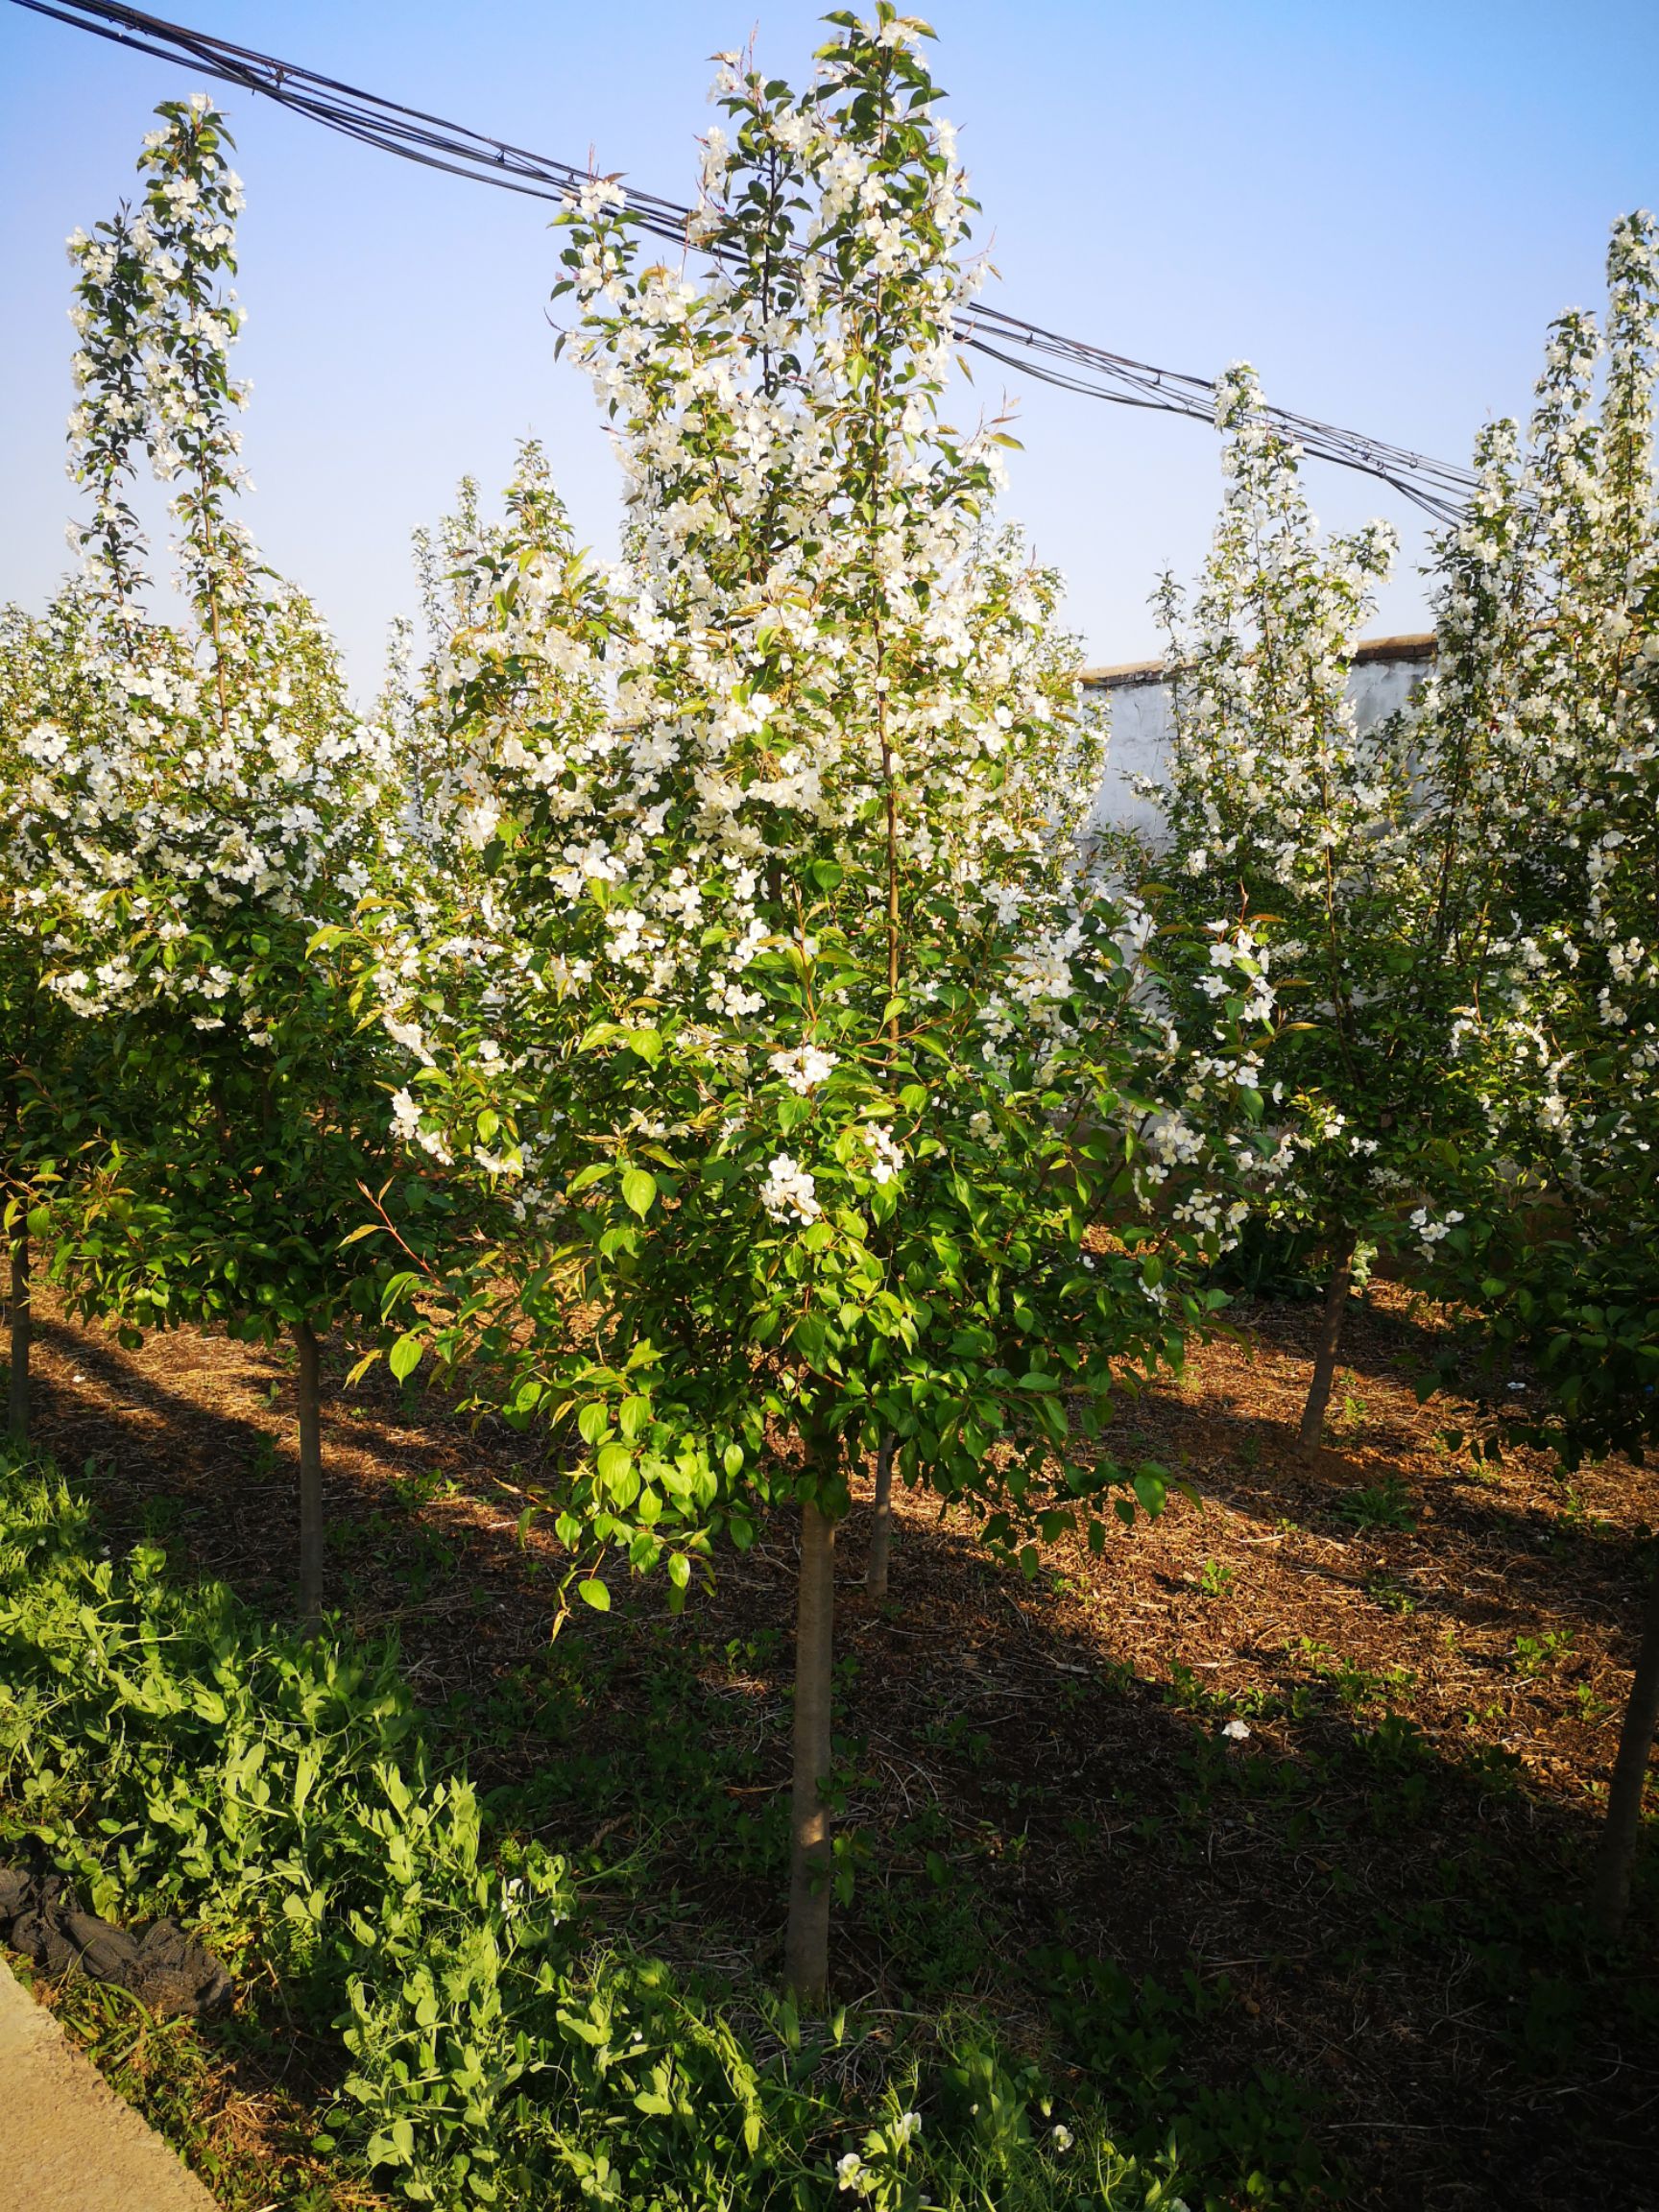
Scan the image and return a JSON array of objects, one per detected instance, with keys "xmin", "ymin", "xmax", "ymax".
[{"xmin": 1080, "ymin": 636, "xmax": 1435, "ymax": 840}]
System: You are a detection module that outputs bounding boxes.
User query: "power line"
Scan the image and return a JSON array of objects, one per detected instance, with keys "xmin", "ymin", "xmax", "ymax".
[{"xmin": 9, "ymin": 0, "xmax": 1480, "ymax": 522}]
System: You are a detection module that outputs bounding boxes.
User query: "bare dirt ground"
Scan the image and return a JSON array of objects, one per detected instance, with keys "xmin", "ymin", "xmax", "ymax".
[{"xmin": 15, "ymin": 1275, "xmax": 1659, "ymax": 2210}]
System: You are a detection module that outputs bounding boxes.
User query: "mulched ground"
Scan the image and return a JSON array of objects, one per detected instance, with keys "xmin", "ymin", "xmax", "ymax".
[{"xmin": 14, "ymin": 1275, "xmax": 1659, "ymax": 2211}]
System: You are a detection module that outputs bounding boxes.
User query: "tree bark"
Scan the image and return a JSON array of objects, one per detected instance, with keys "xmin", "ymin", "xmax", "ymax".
[
  {"xmin": 1590, "ymin": 1556, "xmax": 1659, "ymax": 1937},
  {"xmin": 1298, "ymin": 1230, "xmax": 1357, "ymax": 1450},
  {"xmin": 784, "ymin": 1494, "xmax": 836, "ymax": 2008},
  {"xmin": 7, "ymin": 1226, "xmax": 30, "ymax": 1448},
  {"xmin": 865, "ymin": 1433, "xmax": 895, "ymax": 1602},
  {"xmin": 296, "ymin": 1319, "xmax": 325, "ymax": 1636}
]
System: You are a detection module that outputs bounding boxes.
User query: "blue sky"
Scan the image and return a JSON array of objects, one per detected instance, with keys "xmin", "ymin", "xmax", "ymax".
[{"xmin": 3, "ymin": 0, "xmax": 1656, "ymax": 688}]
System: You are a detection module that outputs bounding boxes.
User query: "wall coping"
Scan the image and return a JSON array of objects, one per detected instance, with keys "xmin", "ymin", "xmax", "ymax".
[{"xmin": 1077, "ymin": 632, "xmax": 1437, "ymax": 691}]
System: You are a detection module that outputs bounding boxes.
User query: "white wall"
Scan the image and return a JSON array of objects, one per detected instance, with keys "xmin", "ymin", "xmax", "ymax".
[{"xmin": 1083, "ymin": 651, "xmax": 1431, "ymax": 840}]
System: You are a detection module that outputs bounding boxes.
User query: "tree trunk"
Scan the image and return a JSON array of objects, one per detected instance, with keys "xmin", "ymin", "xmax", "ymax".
[
  {"xmin": 1298, "ymin": 1231, "xmax": 1357, "ymax": 1450},
  {"xmin": 7, "ymin": 1226, "xmax": 30, "ymax": 1448},
  {"xmin": 1590, "ymin": 1556, "xmax": 1659, "ymax": 1937},
  {"xmin": 865, "ymin": 1433, "xmax": 895, "ymax": 1602},
  {"xmin": 784, "ymin": 1495, "xmax": 836, "ymax": 2008},
  {"xmin": 296, "ymin": 1319, "xmax": 325, "ymax": 1636}
]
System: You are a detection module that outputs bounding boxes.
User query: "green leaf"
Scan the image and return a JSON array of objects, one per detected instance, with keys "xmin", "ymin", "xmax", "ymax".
[
  {"xmin": 621, "ymin": 1166, "xmax": 658, "ymax": 1218},
  {"xmin": 293, "ymin": 1741, "xmax": 322, "ymax": 1815},
  {"xmin": 578, "ymin": 1403, "xmax": 611, "ymax": 1447},
  {"xmin": 1132, "ymin": 1468, "xmax": 1167, "ymax": 1517},
  {"xmin": 577, "ymin": 1578, "xmax": 612, "ymax": 1612},
  {"xmin": 618, "ymin": 1394, "xmax": 652, "ymax": 1441},
  {"xmin": 388, "ymin": 1334, "xmax": 423, "ymax": 1383}
]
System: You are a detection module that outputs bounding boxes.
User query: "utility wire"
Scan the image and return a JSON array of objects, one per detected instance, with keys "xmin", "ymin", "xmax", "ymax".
[{"xmin": 9, "ymin": 0, "xmax": 1480, "ymax": 522}]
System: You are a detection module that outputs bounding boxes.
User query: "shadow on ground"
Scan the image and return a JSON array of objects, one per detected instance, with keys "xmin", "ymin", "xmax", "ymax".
[{"xmin": 14, "ymin": 1286, "xmax": 1659, "ymax": 2212}]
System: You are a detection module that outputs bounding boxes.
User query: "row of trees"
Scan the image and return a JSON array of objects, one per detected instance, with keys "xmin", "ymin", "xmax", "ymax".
[
  {"xmin": 2, "ymin": 9, "xmax": 1655, "ymax": 1996},
  {"xmin": 1142, "ymin": 211, "xmax": 1659, "ymax": 1932}
]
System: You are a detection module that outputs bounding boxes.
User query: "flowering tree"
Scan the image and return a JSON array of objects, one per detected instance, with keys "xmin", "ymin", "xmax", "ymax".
[
  {"xmin": 369, "ymin": 9, "xmax": 1270, "ymax": 2004},
  {"xmin": 1143, "ymin": 365, "xmax": 1506, "ymax": 1448},
  {"xmin": 1420, "ymin": 212, "xmax": 1659, "ymax": 1936},
  {"xmin": 0, "ymin": 602, "xmax": 78, "ymax": 1443},
  {"xmin": 0, "ymin": 123, "xmax": 196, "ymax": 1440},
  {"xmin": 13, "ymin": 99, "xmax": 490, "ymax": 1629},
  {"xmin": 1, "ymin": 591, "xmax": 191, "ymax": 1445}
]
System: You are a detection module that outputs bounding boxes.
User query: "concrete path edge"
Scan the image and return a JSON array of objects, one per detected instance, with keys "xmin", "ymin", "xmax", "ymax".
[{"xmin": 0, "ymin": 1955, "xmax": 219, "ymax": 2212}]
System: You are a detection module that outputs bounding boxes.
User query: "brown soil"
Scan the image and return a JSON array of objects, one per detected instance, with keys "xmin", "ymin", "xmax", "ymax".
[{"xmin": 13, "ymin": 1276, "xmax": 1659, "ymax": 2210}]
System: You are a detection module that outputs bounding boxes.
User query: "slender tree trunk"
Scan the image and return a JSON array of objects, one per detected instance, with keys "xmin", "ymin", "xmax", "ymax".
[
  {"xmin": 7, "ymin": 1226, "xmax": 30, "ymax": 1448},
  {"xmin": 1298, "ymin": 1231, "xmax": 1357, "ymax": 1450},
  {"xmin": 784, "ymin": 1495, "xmax": 836, "ymax": 2008},
  {"xmin": 296, "ymin": 1319, "xmax": 324, "ymax": 1636},
  {"xmin": 1590, "ymin": 1557, "xmax": 1659, "ymax": 1937},
  {"xmin": 865, "ymin": 1433, "xmax": 895, "ymax": 1602}
]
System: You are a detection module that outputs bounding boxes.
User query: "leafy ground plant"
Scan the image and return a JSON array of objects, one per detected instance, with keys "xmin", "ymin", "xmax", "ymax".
[
  {"xmin": 1333, "ymin": 1478, "xmax": 1416, "ymax": 1534},
  {"xmin": 0, "ymin": 1442, "xmax": 1247, "ymax": 2212}
]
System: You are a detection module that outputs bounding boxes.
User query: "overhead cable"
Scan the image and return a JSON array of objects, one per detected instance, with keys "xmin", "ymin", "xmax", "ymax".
[{"xmin": 9, "ymin": 0, "xmax": 1480, "ymax": 522}]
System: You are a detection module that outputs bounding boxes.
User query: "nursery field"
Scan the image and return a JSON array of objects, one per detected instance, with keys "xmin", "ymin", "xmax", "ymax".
[
  {"xmin": 5, "ymin": 12, "xmax": 1659, "ymax": 2211},
  {"xmin": 9, "ymin": 1275, "xmax": 1656, "ymax": 2212}
]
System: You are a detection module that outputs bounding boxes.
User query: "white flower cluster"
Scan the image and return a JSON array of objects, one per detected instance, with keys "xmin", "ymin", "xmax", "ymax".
[
  {"xmin": 759, "ymin": 1152, "xmax": 821, "ymax": 1225},
  {"xmin": 770, "ymin": 1044, "xmax": 838, "ymax": 1094},
  {"xmin": 859, "ymin": 1122, "xmax": 903, "ymax": 1185},
  {"xmin": 833, "ymin": 2107, "xmax": 922, "ymax": 2198},
  {"xmin": 1409, "ymin": 1205, "xmax": 1465, "ymax": 1253}
]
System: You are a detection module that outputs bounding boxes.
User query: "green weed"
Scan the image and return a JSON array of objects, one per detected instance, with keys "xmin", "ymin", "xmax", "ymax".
[
  {"xmin": 1513, "ymin": 1627, "xmax": 1575, "ymax": 1678},
  {"xmin": 1363, "ymin": 1569, "xmax": 1417, "ymax": 1615},
  {"xmin": 1334, "ymin": 1477, "xmax": 1417, "ymax": 1533}
]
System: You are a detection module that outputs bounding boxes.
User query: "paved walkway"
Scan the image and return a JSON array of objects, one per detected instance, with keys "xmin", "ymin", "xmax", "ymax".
[{"xmin": 1, "ymin": 1958, "xmax": 218, "ymax": 2212}]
